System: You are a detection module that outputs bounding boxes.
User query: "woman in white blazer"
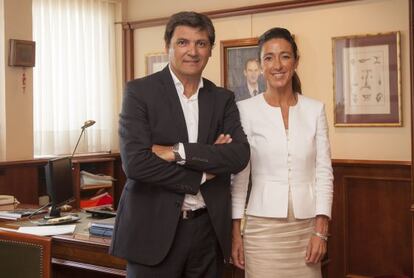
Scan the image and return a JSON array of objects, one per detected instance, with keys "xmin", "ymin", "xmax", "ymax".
[{"xmin": 231, "ymin": 27, "xmax": 333, "ymax": 278}]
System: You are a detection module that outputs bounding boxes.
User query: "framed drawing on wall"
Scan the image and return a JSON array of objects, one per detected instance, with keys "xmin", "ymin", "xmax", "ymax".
[
  {"xmin": 221, "ymin": 38, "xmax": 266, "ymax": 102},
  {"xmin": 145, "ymin": 52, "xmax": 169, "ymax": 75},
  {"xmin": 332, "ymin": 32, "xmax": 401, "ymax": 127}
]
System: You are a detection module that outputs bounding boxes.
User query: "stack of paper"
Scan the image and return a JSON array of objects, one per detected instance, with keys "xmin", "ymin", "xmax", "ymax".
[
  {"xmin": 17, "ymin": 224, "xmax": 76, "ymax": 236},
  {"xmin": 80, "ymin": 171, "xmax": 115, "ymax": 189}
]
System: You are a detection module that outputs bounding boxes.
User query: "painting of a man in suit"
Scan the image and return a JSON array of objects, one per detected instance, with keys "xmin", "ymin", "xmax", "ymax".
[
  {"xmin": 224, "ymin": 44, "xmax": 266, "ymax": 102},
  {"xmin": 233, "ymin": 58, "xmax": 266, "ymax": 102}
]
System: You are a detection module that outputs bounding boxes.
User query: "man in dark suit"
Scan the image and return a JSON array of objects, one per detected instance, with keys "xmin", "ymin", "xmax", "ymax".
[
  {"xmin": 110, "ymin": 11, "xmax": 250, "ymax": 278},
  {"xmin": 233, "ymin": 58, "xmax": 265, "ymax": 102}
]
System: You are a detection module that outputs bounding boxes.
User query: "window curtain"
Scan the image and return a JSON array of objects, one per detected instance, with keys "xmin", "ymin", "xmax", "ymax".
[{"xmin": 33, "ymin": 0, "xmax": 118, "ymax": 157}]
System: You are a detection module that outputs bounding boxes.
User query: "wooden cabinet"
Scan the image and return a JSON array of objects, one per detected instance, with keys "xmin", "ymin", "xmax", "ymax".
[
  {"xmin": 72, "ymin": 157, "xmax": 116, "ymax": 209},
  {"xmin": 0, "ymin": 154, "xmax": 125, "ymax": 210}
]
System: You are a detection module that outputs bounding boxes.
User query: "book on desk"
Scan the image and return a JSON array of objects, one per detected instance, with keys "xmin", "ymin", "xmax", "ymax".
[
  {"xmin": 0, "ymin": 208, "xmax": 47, "ymax": 220},
  {"xmin": 89, "ymin": 216, "xmax": 115, "ymax": 237},
  {"xmin": 0, "ymin": 195, "xmax": 17, "ymax": 206}
]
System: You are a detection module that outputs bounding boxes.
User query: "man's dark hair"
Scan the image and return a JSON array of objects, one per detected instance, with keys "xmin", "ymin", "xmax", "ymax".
[
  {"xmin": 244, "ymin": 58, "xmax": 260, "ymax": 70},
  {"xmin": 164, "ymin": 11, "xmax": 215, "ymax": 47}
]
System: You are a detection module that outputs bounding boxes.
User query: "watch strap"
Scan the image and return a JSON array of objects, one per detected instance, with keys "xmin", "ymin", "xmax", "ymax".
[{"xmin": 172, "ymin": 143, "xmax": 183, "ymax": 162}]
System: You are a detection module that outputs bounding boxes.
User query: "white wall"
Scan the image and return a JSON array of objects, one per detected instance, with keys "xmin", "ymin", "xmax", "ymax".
[
  {"xmin": 126, "ymin": 0, "xmax": 292, "ymax": 21},
  {"xmin": 131, "ymin": 0, "xmax": 411, "ymax": 161},
  {"xmin": 2, "ymin": 0, "xmax": 33, "ymax": 160}
]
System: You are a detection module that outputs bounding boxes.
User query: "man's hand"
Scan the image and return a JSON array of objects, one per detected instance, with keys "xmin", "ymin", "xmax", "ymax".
[
  {"xmin": 205, "ymin": 134, "xmax": 233, "ymax": 180},
  {"xmin": 205, "ymin": 173, "xmax": 215, "ymax": 180},
  {"xmin": 152, "ymin": 145, "xmax": 174, "ymax": 162},
  {"xmin": 231, "ymin": 219, "xmax": 245, "ymax": 269},
  {"xmin": 152, "ymin": 135, "xmax": 233, "ymax": 174},
  {"xmin": 214, "ymin": 134, "xmax": 232, "ymax": 144}
]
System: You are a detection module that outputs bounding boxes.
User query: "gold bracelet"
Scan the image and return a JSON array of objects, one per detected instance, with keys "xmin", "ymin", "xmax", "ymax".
[{"xmin": 313, "ymin": 232, "xmax": 328, "ymax": 241}]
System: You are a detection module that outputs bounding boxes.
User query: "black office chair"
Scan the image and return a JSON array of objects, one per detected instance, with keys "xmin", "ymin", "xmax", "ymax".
[{"xmin": 0, "ymin": 229, "xmax": 51, "ymax": 278}]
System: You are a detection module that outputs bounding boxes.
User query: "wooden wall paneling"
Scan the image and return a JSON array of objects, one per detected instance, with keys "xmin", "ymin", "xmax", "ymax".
[
  {"xmin": 327, "ymin": 164, "xmax": 345, "ymax": 277},
  {"xmin": 411, "ymin": 208, "xmax": 414, "ymax": 277},
  {"xmin": 344, "ymin": 176, "xmax": 411, "ymax": 277},
  {"xmin": 328, "ymin": 161, "xmax": 412, "ymax": 278}
]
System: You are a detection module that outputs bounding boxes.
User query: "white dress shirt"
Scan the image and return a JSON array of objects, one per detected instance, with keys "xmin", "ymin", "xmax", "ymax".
[
  {"xmin": 231, "ymin": 94, "xmax": 333, "ymax": 219},
  {"xmin": 169, "ymin": 66, "xmax": 206, "ymax": 211},
  {"xmin": 247, "ymin": 83, "xmax": 259, "ymax": 97}
]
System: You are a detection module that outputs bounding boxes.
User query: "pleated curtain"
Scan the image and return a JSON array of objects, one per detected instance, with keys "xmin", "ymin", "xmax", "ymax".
[{"xmin": 33, "ymin": 0, "xmax": 119, "ymax": 156}]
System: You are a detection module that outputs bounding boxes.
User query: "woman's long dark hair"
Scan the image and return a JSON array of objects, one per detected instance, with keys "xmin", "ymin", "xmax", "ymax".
[{"xmin": 258, "ymin": 27, "xmax": 302, "ymax": 94}]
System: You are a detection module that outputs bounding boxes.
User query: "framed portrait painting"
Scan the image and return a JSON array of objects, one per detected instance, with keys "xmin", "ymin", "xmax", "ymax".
[
  {"xmin": 145, "ymin": 52, "xmax": 169, "ymax": 75},
  {"xmin": 220, "ymin": 38, "xmax": 266, "ymax": 102},
  {"xmin": 332, "ymin": 32, "xmax": 401, "ymax": 126}
]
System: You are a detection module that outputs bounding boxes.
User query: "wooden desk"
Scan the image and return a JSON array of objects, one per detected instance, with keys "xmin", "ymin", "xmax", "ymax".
[
  {"xmin": 0, "ymin": 212, "xmax": 126, "ymax": 277},
  {"xmin": 0, "ymin": 212, "xmax": 243, "ymax": 278},
  {"xmin": 50, "ymin": 214, "xmax": 126, "ymax": 277}
]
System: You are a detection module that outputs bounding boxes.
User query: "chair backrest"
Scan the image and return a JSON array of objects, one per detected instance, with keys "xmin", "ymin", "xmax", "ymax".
[{"xmin": 0, "ymin": 229, "xmax": 51, "ymax": 278}]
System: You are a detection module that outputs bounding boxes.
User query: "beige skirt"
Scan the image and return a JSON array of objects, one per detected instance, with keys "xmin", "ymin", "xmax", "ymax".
[{"xmin": 243, "ymin": 194, "xmax": 321, "ymax": 278}]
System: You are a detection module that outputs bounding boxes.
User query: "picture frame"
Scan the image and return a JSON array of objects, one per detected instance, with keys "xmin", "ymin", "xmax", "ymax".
[
  {"xmin": 145, "ymin": 52, "xmax": 169, "ymax": 75},
  {"xmin": 220, "ymin": 37, "xmax": 266, "ymax": 102},
  {"xmin": 332, "ymin": 32, "xmax": 401, "ymax": 127},
  {"xmin": 8, "ymin": 39, "xmax": 36, "ymax": 67}
]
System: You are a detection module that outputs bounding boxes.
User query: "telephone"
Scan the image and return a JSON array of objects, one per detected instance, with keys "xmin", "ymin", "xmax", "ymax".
[{"xmin": 0, "ymin": 195, "xmax": 17, "ymax": 205}]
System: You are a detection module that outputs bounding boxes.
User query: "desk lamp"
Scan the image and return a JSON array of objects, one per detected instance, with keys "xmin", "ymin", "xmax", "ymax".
[{"xmin": 71, "ymin": 120, "xmax": 96, "ymax": 158}]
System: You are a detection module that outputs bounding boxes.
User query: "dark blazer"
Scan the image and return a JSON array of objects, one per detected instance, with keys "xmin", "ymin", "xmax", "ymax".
[
  {"xmin": 234, "ymin": 81, "xmax": 265, "ymax": 102},
  {"xmin": 109, "ymin": 66, "xmax": 250, "ymax": 266}
]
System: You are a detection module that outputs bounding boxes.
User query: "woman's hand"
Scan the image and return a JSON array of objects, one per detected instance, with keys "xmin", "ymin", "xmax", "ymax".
[
  {"xmin": 305, "ymin": 215, "xmax": 329, "ymax": 264},
  {"xmin": 305, "ymin": 234, "xmax": 327, "ymax": 264},
  {"xmin": 231, "ymin": 219, "xmax": 245, "ymax": 269}
]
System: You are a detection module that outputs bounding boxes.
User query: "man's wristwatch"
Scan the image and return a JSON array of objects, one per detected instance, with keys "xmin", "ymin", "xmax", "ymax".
[{"xmin": 172, "ymin": 143, "xmax": 183, "ymax": 162}]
